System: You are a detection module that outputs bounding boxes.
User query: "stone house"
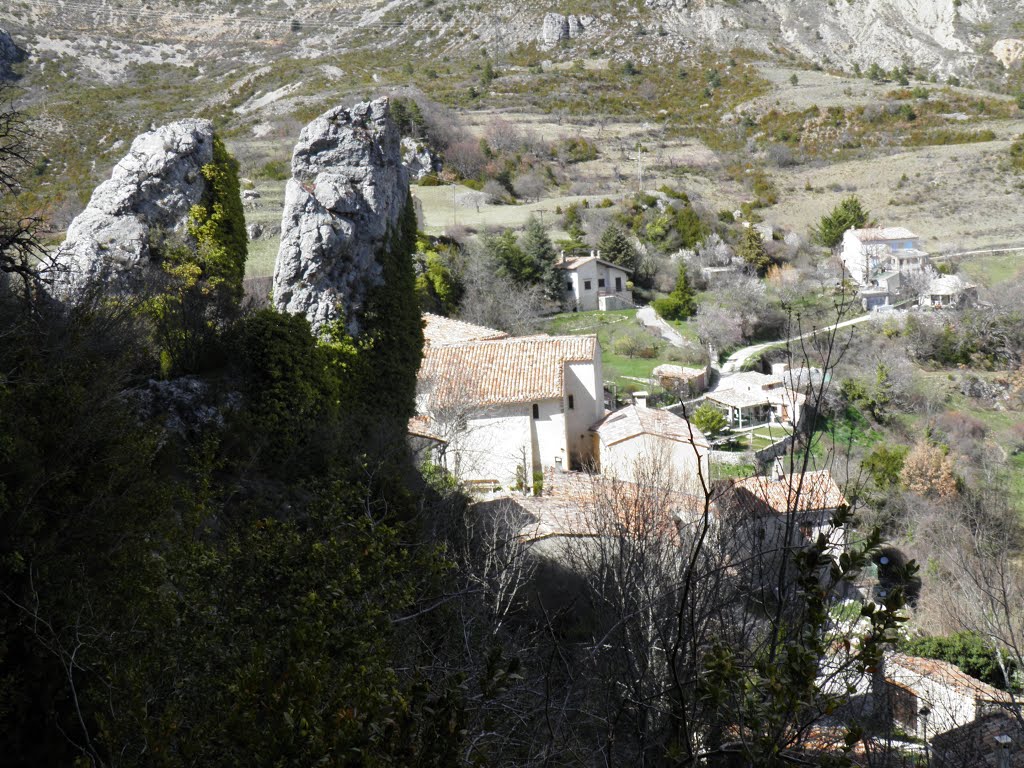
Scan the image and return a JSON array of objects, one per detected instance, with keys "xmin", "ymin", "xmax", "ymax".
[
  {"xmin": 877, "ymin": 653, "xmax": 1015, "ymax": 742},
  {"xmin": 920, "ymin": 274, "xmax": 979, "ymax": 309},
  {"xmin": 730, "ymin": 466, "xmax": 849, "ymax": 560},
  {"xmin": 590, "ymin": 404, "xmax": 710, "ymax": 492},
  {"xmin": 556, "ymin": 251, "xmax": 633, "ymax": 311},
  {"xmin": 652, "ymin": 364, "xmax": 709, "ymax": 396},
  {"xmin": 416, "ymin": 330, "xmax": 604, "ymax": 487},
  {"xmin": 841, "ymin": 227, "xmax": 931, "ymax": 310}
]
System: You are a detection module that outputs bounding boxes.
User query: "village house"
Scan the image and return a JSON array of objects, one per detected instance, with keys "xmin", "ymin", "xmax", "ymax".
[
  {"xmin": 704, "ymin": 371, "xmax": 806, "ymax": 429},
  {"xmin": 841, "ymin": 227, "xmax": 931, "ymax": 310},
  {"xmin": 590, "ymin": 403, "xmax": 710, "ymax": 492},
  {"xmin": 556, "ymin": 250, "xmax": 633, "ymax": 311},
  {"xmin": 416, "ymin": 325, "xmax": 604, "ymax": 487},
  {"xmin": 652, "ymin": 363, "xmax": 709, "ymax": 396},
  {"xmin": 876, "ymin": 653, "xmax": 1016, "ymax": 743},
  {"xmin": 730, "ymin": 465, "xmax": 849, "ymax": 559},
  {"xmin": 920, "ymin": 274, "xmax": 979, "ymax": 309}
]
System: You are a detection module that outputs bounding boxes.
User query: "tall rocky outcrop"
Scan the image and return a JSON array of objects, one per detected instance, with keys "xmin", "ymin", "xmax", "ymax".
[
  {"xmin": 272, "ymin": 99, "xmax": 409, "ymax": 334},
  {"xmin": 0, "ymin": 28, "xmax": 26, "ymax": 80},
  {"xmin": 540, "ymin": 13, "xmax": 590, "ymax": 47},
  {"xmin": 55, "ymin": 119, "xmax": 216, "ymax": 290}
]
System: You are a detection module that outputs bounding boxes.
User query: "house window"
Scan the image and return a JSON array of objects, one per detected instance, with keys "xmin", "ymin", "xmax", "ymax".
[
  {"xmin": 532, "ymin": 403, "xmax": 539, "ymax": 419},
  {"xmin": 615, "ymin": 277, "xmax": 622, "ymax": 291},
  {"xmin": 584, "ymin": 280, "xmax": 592, "ymax": 291},
  {"xmin": 598, "ymin": 278, "xmax": 605, "ymax": 288},
  {"xmin": 566, "ymin": 280, "xmax": 573, "ymax": 290},
  {"xmin": 568, "ymin": 395, "xmax": 575, "ymax": 410}
]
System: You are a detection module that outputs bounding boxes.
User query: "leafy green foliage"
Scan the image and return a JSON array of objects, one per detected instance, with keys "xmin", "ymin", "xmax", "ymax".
[
  {"xmin": 415, "ymin": 234, "xmax": 464, "ymax": 315},
  {"xmin": 901, "ymin": 632, "xmax": 1016, "ymax": 690},
  {"xmin": 861, "ymin": 444, "xmax": 908, "ymax": 489},
  {"xmin": 652, "ymin": 262, "xmax": 696, "ymax": 320},
  {"xmin": 691, "ymin": 401, "xmax": 728, "ymax": 437},
  {"xmin": 186, "ymin": 135, "xmax": 248, "ymax": 305},
  {"xmin": 811, "ymin": 195, "xmax": 870, "ymax": 249},
  {"xmin": 597, "ymin": 221, "xmax": 639, "ymax": 271}
]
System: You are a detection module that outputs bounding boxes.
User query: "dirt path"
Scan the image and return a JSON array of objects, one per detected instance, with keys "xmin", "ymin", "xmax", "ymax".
[
  {"xmin": 636, "ymin": 305, "xmax": 687, "ymax": 347},
  {"xmin": 718, "ymin": 313, "xmax": 876, "ymax": 376}
]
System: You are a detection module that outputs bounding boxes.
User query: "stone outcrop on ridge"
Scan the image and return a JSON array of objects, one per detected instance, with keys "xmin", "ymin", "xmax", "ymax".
[
  {"xmin": 54, "ymin": 119, "xmax": 215, "ymax": 291},
  {"xmin": 272, "ymin": 98, "xmax": 409, "ymax": 334}
]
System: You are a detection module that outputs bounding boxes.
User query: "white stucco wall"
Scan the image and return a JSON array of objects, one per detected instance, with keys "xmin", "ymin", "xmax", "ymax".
[
  {"xmin": 886, "ymin": 659, "xmax": 979, "ymax": 739},
  {"xmin": 532, "ymin": 398, "xmax": 567, "ymax": 476},
  {"xmin": 565, "ymin": 359, "xmax": 603, "ymax": 469},
  {"xmin": 565, "ymin": 261, "xmax": 631, "ymax": 311},
  {"xmin": 598, "ymin": 433, "xmax": 709, "ymax": 493},
  {"xmin": 445, "ymin": 404, "xmax": 533, "ymax": 486}
]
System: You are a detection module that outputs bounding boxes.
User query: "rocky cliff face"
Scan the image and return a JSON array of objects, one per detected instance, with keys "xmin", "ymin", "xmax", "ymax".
[
  {"xmin": 0, "ymin": 28, "xmax": 26, "ymax": 80},
  {"xmin": 54, "ymin": 119, "xmax": 215, "ymax": 291},
  {"xmin": 272, "ymin": 98, "xmax": 409, "ymax": 335}
]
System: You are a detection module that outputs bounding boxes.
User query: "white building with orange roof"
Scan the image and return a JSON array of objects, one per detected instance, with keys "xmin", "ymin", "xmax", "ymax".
[
  {"xmin": 590, "ymin": 404, "xmax": 710, "ymax": 492},
  {"xmin": 416, "ymin": 330, "xmax": 603, "ymax": 486},
  {"xmin": 556, "ymin": 250, "xmax": 633, "ymax": 311},
  {"xmin": 729, "ymin": 465, "xmax": 849, "ymax": 559}
]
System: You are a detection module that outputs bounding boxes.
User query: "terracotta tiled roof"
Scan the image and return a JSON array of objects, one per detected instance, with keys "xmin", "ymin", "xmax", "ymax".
[
  {"xmin": 422, "ymin": 313, "xmax": 508, "ymax": 346},
  {"xmin": 889, "ymin": 653, "xmax": 1014, "ymax": 704},
  {"xmin": 850, "ymin": 226, "xmax": 918, "ymax": 242},
  {"xmin": 591, "ymin": 405, "xmax": 709, "ymax": 448},
  {"xmin": 418, "ymin": 334, "xmax": 598, "ymax": 407},
  {"xmin": 733, "ymin": 469, "xmax": 847, "ymax": 515},
  {"xmin": 407, "ymin": 415, "xmax": 447, "ymax": 442},
  {"xmin": 513, "ymin": 469, "xmax": 705, "ymax": 542}
]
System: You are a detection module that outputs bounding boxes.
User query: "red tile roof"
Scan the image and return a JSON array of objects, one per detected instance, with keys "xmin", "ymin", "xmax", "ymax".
[
  {"xmin": 732, "ymin": 469, "xmax": 847, "ymax": 515},
  {"xmin": 889, "ymin": 653, "xmax": 1014, "ymax": 704},
  {"xmin": 418, "ymin": 334, "xmax": 598, "ymax": 407},
  {"xmin": 422, "ymin": 313, "xmax": 508, "ymax": 346}
]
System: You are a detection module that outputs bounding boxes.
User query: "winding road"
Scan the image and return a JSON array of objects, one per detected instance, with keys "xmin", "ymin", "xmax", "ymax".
[{"xmin": 718, "ymin": 312, "xmax": 877, "ymax": 375}]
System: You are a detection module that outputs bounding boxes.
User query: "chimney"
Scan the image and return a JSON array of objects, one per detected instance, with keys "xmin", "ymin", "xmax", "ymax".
[
  {"xmin": 772, "ymin": 456, "xmax": 785, "ymax": 481},
  {"xmin": 771, "ymin": 362, "xmax": 789, "ymax": 377},
  {"xmin": 559, "ymin": 249, "xmax": 566, "ymax": 264},
  {"xmin": 590, "ymin": 249, "xmax": 596, "ymax": 259},
  {"xmin": 596, "ymin": 249, "xmax": 602, "ymax": 260},
  {"xmin": 633, "ymin": 390, "xmax": 648, "ymax": 409}
]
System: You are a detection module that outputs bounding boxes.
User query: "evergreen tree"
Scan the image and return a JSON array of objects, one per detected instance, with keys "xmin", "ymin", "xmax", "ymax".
[
  {"xmin": 652, "ymin": 262, "xmax": 697, "ymax": 320},
  {"xmin": 597, "ymin": 222, "xmax": 639, "ymax": 272},
  {"xmin": 520, "ymin": 215, "xmax": 563, "ymax": 303},
  {"xmin": 738, "ymin": 225, "xmax": 773, "ymax": 277},
  {"xmin": 811, "ymin": 195, "xmax": 870, "ymax": 249},
  {"xmin": 483, "ymin": 229, "xmax": 531, "ymax": 285},
  {"xmin": 563, "ymin": 204, "xmax": 586, "ymax": 243}
]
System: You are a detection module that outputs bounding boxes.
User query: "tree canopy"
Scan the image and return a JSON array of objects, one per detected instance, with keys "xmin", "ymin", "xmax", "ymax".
[{"xmin": 811, "ymin": 194, "xmax": 870, "ymax": 249}]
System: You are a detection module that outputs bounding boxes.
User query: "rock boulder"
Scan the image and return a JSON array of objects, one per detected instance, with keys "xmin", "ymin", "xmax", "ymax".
[
  {"xmin": 401, "ymin": 136, "xmax": 440, "ymax": 180},
  {"xmin": 55, "ymin": 119, "xmax": 215, "ymax": 291},
  {"xmin": 272, "ymin": 99, "xmax": 409, "ymax": 334}
]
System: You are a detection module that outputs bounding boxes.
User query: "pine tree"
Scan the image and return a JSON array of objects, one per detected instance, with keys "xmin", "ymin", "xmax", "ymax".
[
  {"xmin": 597, "ymin": 222, "xmax": 639, "ymax": 272},
  {"xmin": 738, "ymin": 225, "xmax": 773, "ymax": 277},
  {"xmin": 520, "ymin": 215, "xmax": 563, "ymax": 303},
  {"xmin": 811, "ymin": 195, "xmax": 870, "ymax": 249}
]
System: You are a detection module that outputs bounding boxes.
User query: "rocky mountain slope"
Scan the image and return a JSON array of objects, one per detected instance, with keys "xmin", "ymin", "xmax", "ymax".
[{"xmin": 3, "ymin": 0, "xmax": 1023, "ymax": 85}]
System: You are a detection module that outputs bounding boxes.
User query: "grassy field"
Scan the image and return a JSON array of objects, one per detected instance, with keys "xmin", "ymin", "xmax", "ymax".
[{"xmin": 958, "ymin": 251, "xmax": 1024, "ymax": 287}]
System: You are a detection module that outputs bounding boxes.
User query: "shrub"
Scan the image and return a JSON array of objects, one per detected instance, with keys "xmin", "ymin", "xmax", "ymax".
[
  {"xmin": 691, "ymin": 402, "xmax": 728, "ymax": 437},
  {"xmin": 901, "ymin": 632, "xmax": 1014, "ymax": 690}
]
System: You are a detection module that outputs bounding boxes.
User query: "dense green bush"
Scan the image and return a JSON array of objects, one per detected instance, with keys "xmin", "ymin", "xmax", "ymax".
[{"xmin": 901, "ymin": 632, "xmax": 1016, "ymax": 690}]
